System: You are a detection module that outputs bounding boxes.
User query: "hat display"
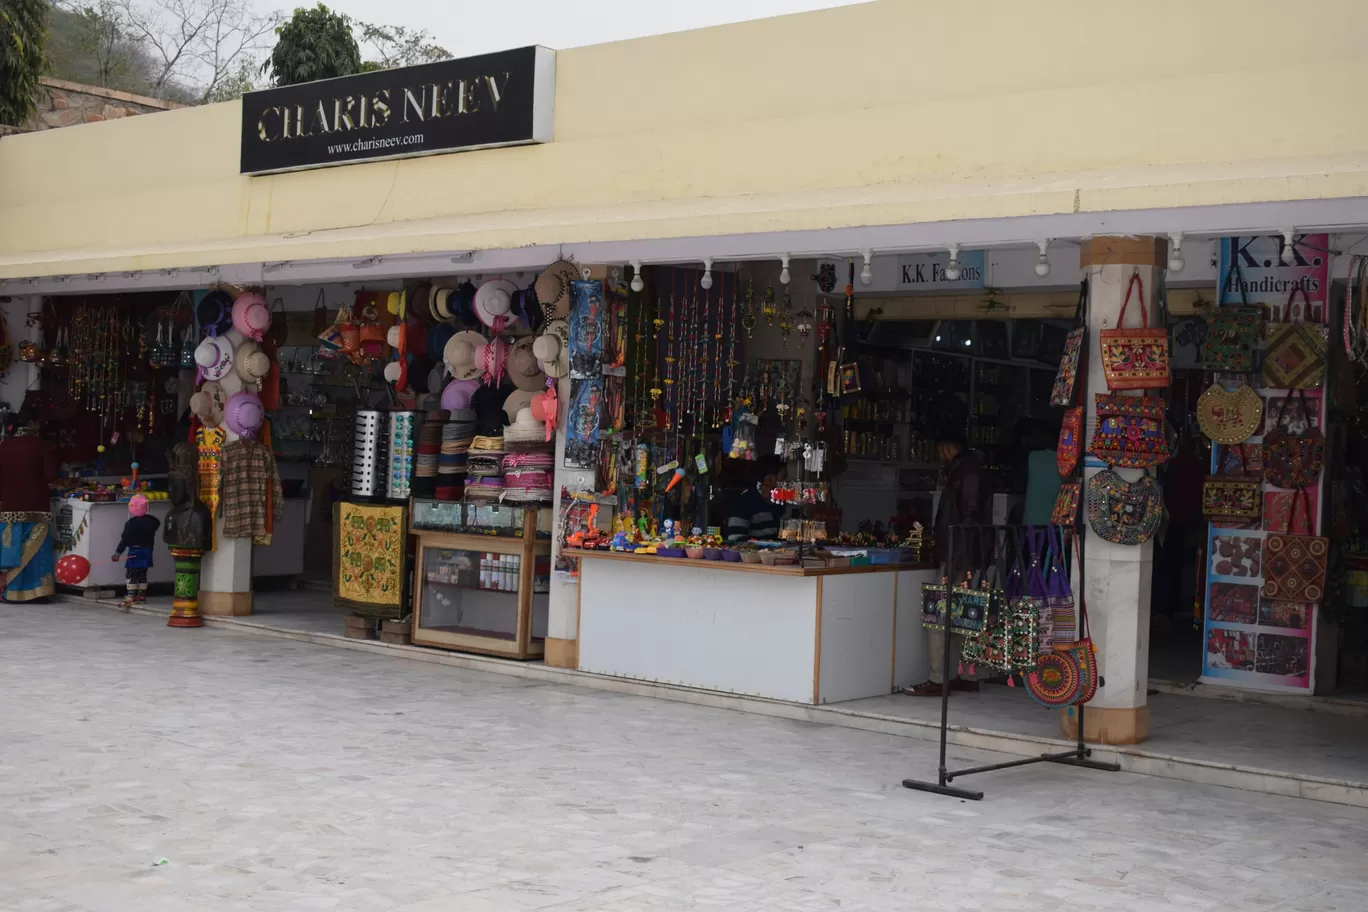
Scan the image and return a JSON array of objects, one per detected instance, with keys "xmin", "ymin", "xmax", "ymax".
[
  {"xmin": 532, "ymin": 318, "xmax": 570, "ymax": 379},
  {"xmin": 531, "ymin": 387, "xmax": 559, "ymax": 441},
  {"xmin": 225, "ymin": 391, "xmax": 265, "ymax": 439},
  {"xmin": 189, "ymin": 380, "xmax": 227, "ymax": 427},
  {"xmin": 513, "ymin": 286, "xmax": 543, "ymax": 332},
  {"xmin": 475, "ymin": 336, "xmax": 510, "ymax": 386},
  {"xmin": 507, "ymin": 335, "xmax": 548, "ymax": 392},
  {"xmin": 443, "ymin": 330, "xmax": 485, "ymax": 381},
  {"xmin": 234, "ymin": 340, "xmax": 271, "ymax": 384},
  {"xmin": 473, "ymin": 279, "xmax": 519, "ymax": 332},
  {"xmin": 409, "ymin": 283, "xmax": 432, "ymax": 321},
  {"xmin": 196, "ymin": 289, "xmax": 234, "ymax": 337},
  {"xmin": 194, "ymin": 335, "xmax": 235, "ymax": 381},
  {"xmin": 535, "ymin": 260, "xmax": 578, "ymax": 320},
  {"xmin": 440, "ymin": 377, "xmax": 481, "ymax": 411},
  {"xmin": 432, "ymin": 286, "xmax": 456, "ymax": 320},
  {"xmin": 471, "ymin": 384, "xmax": 510, "ymax": 436},
  {"xmin": 232, "ymin": 291, "xmax": 271, "ymax": 342},
  {"xmin": 503, "ymin": 388, "xmax": 534, "ymax": 423}
]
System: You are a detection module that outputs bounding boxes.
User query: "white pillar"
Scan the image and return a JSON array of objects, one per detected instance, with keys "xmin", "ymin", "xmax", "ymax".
[
  {"xmin": 199, "ymin": 326, "xmax": 255, "ymax": 615},
  {"xmin": 1067, "ymin": 236, "xmax": 1168, "ymax": 744}
]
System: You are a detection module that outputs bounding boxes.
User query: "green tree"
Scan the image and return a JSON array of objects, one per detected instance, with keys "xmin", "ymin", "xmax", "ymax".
[
  {"xmin": 356, "ymin": 20, "xmax": 448, "ymax": 70},
  {"xmin": 262, "ymin": 3, "xmax": 359, "ymax": 87},
  {"xmin": 0, "ymin": 0, "xmax": 48, "ymax": 126}
]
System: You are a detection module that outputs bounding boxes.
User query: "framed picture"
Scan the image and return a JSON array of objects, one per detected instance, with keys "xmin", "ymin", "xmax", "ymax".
[{"xmin": 839, "ymin": 362, "xmax": 862, "ymax": 394}]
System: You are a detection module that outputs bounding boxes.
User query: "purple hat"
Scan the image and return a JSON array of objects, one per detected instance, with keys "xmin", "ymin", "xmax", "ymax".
[
  {"xmin": 225, "ymin": 391, "xmax": 265, "ymax": 439},
  {"xmin": 440, "ymin": 377, "xmax": 481, "ymax": 411}
]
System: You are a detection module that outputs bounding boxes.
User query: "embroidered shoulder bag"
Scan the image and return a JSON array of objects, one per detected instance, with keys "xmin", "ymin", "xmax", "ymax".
[
  {"xmin": 1263, "ymin": 389, "xmax": 1324, "ymax": 490},
  {"xmin": 1202, "ymin": 261, "xmax": 1262, "ymax": 372},
  {"xmin": 1088, "ymin": 394, "xmax": 1170, "ymax": 468},
  {"xmin": 1202, "ymin": 444, "xmax": 1261, "ymax": 524},
  {"xmin": 1100, "ymin": 270, "xmax": 1170, "ymax": 390},
  {"xmin": 1050, "ymin": 279, "xmax": 1087, "ymax": 406},
  {"xmin": 1053, "ymin": 530, "xmax": 1100, "ymax": 705},
  {"xmin": 1043, "ymin": 525, "xmax": 1076, "ymax": 642},
  {"xmin": 1262, "ymin": 488, "xmax": 1328, "ymax": 603},
  {"xmin": 1196, "ymin": 381, "xmax": 1263, "ymax": 445},
  {"xmin": 1263, "ymin": 287, "xmax": 1328, "ymax": 389},
  {"xmin": 1057, "ymin": 407, "xmax": 1083, "ymax": 475},
  {"xmin": 1051, "ymin": 482, "xmax": 1082, "ymax": 526},
  {"xmin": 1087, "ymin": 468, "xmax": 1162, "ymax": 545}
]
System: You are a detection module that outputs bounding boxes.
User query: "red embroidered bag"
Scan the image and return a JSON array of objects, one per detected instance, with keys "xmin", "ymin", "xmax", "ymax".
[
  {"xmin": 1263, "ymin": 390, "xmax": 1324, "ymax": 491},
  {"xmin": 1262, "ymin": 489, "xmax": 1328, "ymax": 603},
  {"xmin": 1099, "ymin": 271, "xmax": 1170, "ymax": 390},
  {"xmin": 1057, "ymin": 407, "xmax": 1082, "ymax": 476}
]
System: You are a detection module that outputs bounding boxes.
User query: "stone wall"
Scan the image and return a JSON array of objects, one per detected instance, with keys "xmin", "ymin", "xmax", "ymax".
[{"xmin": 26, "ymin": 78, "xmax": 181, "ymax": 130}]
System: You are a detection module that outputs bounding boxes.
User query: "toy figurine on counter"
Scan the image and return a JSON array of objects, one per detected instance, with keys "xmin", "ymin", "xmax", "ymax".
[{"xmin": 111, "ymin": 494, "xmax": 160, "ymax": 609}]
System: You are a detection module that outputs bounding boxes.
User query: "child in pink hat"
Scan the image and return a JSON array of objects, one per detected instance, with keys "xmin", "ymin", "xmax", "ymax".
[{"xmin": 112, "ymin": 494, "xmax": 159, "ymax": 609}]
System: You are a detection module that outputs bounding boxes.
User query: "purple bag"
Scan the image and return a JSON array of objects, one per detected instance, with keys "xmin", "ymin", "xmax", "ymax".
[
  {"xmin": 1022, "ymin": 527, "xmax": 1053, "ymax": 653},
  {"xmin": 1044, "ymin": 526, "xmax": 1077, "ymax": 643}
]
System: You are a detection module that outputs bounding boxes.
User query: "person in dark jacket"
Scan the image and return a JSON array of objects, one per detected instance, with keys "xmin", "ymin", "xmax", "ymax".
[
  {"xmin": 725, "ymin": 458, "xmax": 784, "ymax": 543},
  {"xmin": 905, "ymin": 429, "xmax": 994, "ymax": 696},
  {"xmin": 0, "ymin": 409, "xmax": 59, "ymax": 602},
  {"xmin": 112, "ymin": 494, "xmax": 160, "ymax": 608}
]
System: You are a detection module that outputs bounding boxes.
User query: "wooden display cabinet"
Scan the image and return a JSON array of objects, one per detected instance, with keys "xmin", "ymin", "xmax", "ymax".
[{"xmin": 409, "ymin": 503, "xmax": 552, "ymax": 659}]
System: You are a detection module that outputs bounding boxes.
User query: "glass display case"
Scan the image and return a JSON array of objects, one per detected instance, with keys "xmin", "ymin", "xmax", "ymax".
[{"xmin": 410, "ymin": 506, "xmax": 552, "ymax": 659}]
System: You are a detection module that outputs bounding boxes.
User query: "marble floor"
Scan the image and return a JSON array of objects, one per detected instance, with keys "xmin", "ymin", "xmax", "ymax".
[{"xmin": 4, "ymin": 603, "xmax": 1368, "ymax": 912}]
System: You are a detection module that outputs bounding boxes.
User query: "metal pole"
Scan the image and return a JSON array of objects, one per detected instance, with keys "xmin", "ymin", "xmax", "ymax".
[{"xmin": 936, "ymin": 524, "xmax": 956, "ymax": 786}]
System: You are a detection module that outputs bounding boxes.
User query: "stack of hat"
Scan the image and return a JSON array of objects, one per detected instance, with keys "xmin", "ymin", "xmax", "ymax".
[
  {"xmin": 438, "ymin": 408, "xmax": 477, "ymax": 501},
  {"xmin": 466, "ymin": 434, "xmax": 506, "ymax": 500},
  {"xmin": 501, "ymin": 408, "xmax": 554, "ymax": 504},
  {"xmin": 412, "ymin": 411, "xmax": 447, "ymax": 499}
]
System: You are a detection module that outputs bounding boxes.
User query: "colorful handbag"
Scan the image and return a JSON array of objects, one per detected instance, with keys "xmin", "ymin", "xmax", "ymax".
[
  {"xmin": 1262, "ymin": 288, "xmax": 1327, "ymax": 389},
  {"xmin": 1088, "ymin": 394, "xmax": 1169, "ymax": 468},
  {"xmin": 949, "ymin": 575, "xmax": 989, "ymax": 639},
  {"xmin": 1196, "ymin": 382, "xmax": 1262, "ymax": 445},
  {"xmin": 1202, "ymin": 304, "xmax": 1263, "ymax": 374},
  {"xmin": 1057, "ymin": 531, "xmax": 1100, "ymax": 705},
  {"xmin": 1043, "ymin": 526, "xmax": 1076, "ymax": 642},
  {"xmin": 1049, "ymin": 279, "xmax": 1087, "ymax": 406},
  {"xmin": 1051, "ymin": 482, "xmax": 1081, "ymax": 526},
  {"xmin": 1022, "ymin": 526, "xmax": 1054, "ymax": 652},
  {"xmin": 920, "ymin": 579, "xmax": 947, "ymax": 630},
  {"xmin": 1087, "ymin": 468, "xmax": 1162, "ymax": 545},
  {"xmin": 1263, "ymin": 390, "xmax": 1324, "ymax": 490},
  {"xmin": 1262, "ymin": 489, "xmax": 1328, "ymax": 603},
  {"xmin": 1099, "ymin": 270, "xmax": 1170, "ymax": 390},
  {"xmin": 1025, "ymin": 649, "xmax": 1083, "ymax": 708},
  {"xmin": 1057, "ymin": 407, "xmax": 1083, "ymax": 475},
  {"xmin": 1202, "ymin": 446, "xmax": 1261, "ymax": 524}
]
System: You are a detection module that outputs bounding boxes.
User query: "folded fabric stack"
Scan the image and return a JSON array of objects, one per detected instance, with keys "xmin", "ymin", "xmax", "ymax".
[
  {"xmin": 411, "ymin": 410, "xmax": 447, "ymax": 500},
  {"xmin": 501, "ymin": 408, "xmax": 555, "ymax": 504},
  {"xmin": 466, "ymin": 434, "xmax": 506, "ymax": 500},
  {"xmin": 438, "ymin": 408, "xmax": 476, "ymax": 501}
]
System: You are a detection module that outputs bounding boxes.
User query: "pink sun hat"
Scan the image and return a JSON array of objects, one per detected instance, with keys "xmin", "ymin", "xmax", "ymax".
[{"xmin": 232, "ymin": 291, "xmax": 271, "ymax": 342}]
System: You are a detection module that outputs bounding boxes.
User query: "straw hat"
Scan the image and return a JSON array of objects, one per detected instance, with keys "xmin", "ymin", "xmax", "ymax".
[
  {"xmin": 473, "ymin": 279, "xmax": 519, "ymax": 332},
  {"xmin": 194, "ymin": 335, "xmax": 234, "ymax": 381},
  {"xmin": 234, "ymin": 339, "xmax": 271, "ymax": 384},
  {"xmin": 189, "ymin": 380, "xmax": 227, "ymax": 427},
  {"xmin": 535, "ymin": 260, "xmax": 578, "ymax": 319},
  {"xmin": 231, "ymin": 291, "xmax": 271, "ymax": 342},
  {"xmin": 443, "ymin": 330, "xmax": 485, "ymax": 381},
  {"xmin": 432, "ymin": 286, "xmax": 455, "ymax": 320},
  {"xmin": 475, "ymin": 336, "xmax": 510, "ymax": 386},
  {"xmin": 504, "ymin": 407, "xmax": 549, "ymax": 445},
  {"xmin": 532, "ymin": 318, "xmax": 570, "ymax": 379},
  {"xmin": 503, "ymin": 388, "xmax": 534, "ymax": 423},
  {"xmin": 225, "ymin": 391, "xmax": 265, "ymax": 439},
  {"xmin": 507, "ymin": 335, "xmax": 548, "ymax": 392}
]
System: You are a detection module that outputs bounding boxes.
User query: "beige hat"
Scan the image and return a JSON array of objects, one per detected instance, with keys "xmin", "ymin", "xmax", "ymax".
[
  {"xmin": 507, "ymin": 335, "xmax": 548, "ymax": 392},
  {"xmin": 234, "ymin": 340, "xmax": 271, "ymax": 384},
  {"xmin": 533, "ymin": 318, "xmax": 570, "ymax": 379},
  {"xmin": 503, "ymin": 388, "xmax": 534, "ymax": 423},
  {"xmin": 535, "ymin": 260, "xmax": 578, "ymax": 320},
  {"xmin": 433, "ymin": 286, "xmax": 455, "ymax": 320},
  {"xmin": 443, "ymin": 330, "xmax": 485, "ymax": 381},
  {"xmin": 189, "ymin": 380, "xmax": 227, "ymax": 427}
]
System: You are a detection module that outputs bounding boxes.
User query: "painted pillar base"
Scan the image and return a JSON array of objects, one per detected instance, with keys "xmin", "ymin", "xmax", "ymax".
[
  {"xmin": 199, "ymin": 590, "xmax": 253, "ymax": 616},
  {"xmin": 544, "ymin": 637, "xmax": 578, "ymax": 669},
  {"xmin": 1061, "ymin": 704, "xmax": 1150, "ymax": 745},
  {"xmin": 167, "ymin": 547, "xmax": 205, "ymax": 628}
]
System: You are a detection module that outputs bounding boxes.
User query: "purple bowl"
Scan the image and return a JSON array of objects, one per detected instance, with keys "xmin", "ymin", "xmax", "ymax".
[
  {"xmin": 702, "ymin": 548, "xmax": 723, "ymax": 561},
  {"xmin": 656, "ymin": 547, "xmax": 686, "ymax": 559},
  {"xmin": 721, "ymin": 549, "xmax": 742, "ymax": 562}
]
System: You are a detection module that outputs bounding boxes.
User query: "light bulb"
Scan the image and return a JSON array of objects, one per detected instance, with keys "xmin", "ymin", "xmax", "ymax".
[
  {"xmin": 964, "ymin": 339, "xmax": 971, "ymax": 346},
  {"xmin": 1034, "ymin": 240, "xmax": 1050, "ymax": 277},
  {"xmin": 1167, "ymin": 234, "xmax": 1184, "ymax": 273},
  {"xmin": 630, "ymin": 261, "xmax": 644, "ymax": 292},
  {"xmin": 1281, "ymin": 230, "xmax": 1296, "ymax": 266},
  {"xmin": 700, "ymin": 258, "xmax": 714, "ymax": 290},
  {"xmin": 860, "ymin": 250, "xmax": 873, "ymax": 286},
  {"xmin": 943, "ymin": 244, "xmax": 962, "ymax": 281},
  {"xmin": 779, "ymin": 254, "xmax": 791, "ymax": 285}
]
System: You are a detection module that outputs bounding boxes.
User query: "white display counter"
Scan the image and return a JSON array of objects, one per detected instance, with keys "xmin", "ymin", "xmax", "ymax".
[{"xmin": 571, "ymin": 551, "xmax": 938, "ymax": 705}]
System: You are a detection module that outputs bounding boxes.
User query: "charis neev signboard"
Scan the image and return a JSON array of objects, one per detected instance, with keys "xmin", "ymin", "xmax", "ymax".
[{"xmin": 240, "ymin": 46, "xmax": 555, "ymax": 174}]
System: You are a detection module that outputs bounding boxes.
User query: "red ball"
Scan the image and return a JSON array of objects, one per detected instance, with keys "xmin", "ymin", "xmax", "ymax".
[{"xmin": 55, "ymin": 554, "xmax": 91, "ymax": 586}]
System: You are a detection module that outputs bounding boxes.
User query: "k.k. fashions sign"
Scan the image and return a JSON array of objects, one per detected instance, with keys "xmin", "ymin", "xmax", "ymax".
[{"xmin": 240, "ymin": 46, "xmax": 556, "ymax": 174}]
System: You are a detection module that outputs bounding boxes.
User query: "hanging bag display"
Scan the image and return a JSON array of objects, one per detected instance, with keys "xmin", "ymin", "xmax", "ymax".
[
  {"xmin": 1057, "ymin": 406, "xmax": 1083, "ymax": 475},
  {"xmin": 1099, "ymin": 270, "xmax": 1170, "ymax": 390},
  {"xmin": 1022, "ymin": 526, "xmax": 1053, "ymax": 653},
  {"xmin": 1087, "ymin": 468, "xmax": 1162, "ymax": 545},
  {"xmin": 1262, "ymin": 488, "xmax": 1328, "ymax": 603},
  {"xmin": 1263, "ymin": 389, "xmax": 1325, "ymax": 490},
  {"xmin": 1196, "ymin": 381, "xmax": 1263, "ymax": 445},
  {"xmin": 1051, "ymin": 481, "xmax": 1082, "ymax": 526},
  {"xmin": 1088, "ymin": 394, "xmax": 1169, "ymax": 468},
  {"xmin": 1043, "ymin": 525, "xmax": 1077, "ymax": 642},
  {"xmin": 920, "ymin": 578, "xmax": 947, "ymax": 631},
  {"xmin": 1056, "ymin": 530, "xmax": 1099, "ymax": 705},
  {"xmin": 1202, "ymin": 260, "xmax": 1262, "ymax": 372},
  {"xmin": 1263, "ymin": 286, "xmax": 1328, "ymax": 389},
  {"xmin": 949, "ymin": 572, "xmax": 989, "ymax": 639},
  {"xmin": 1202, "ymin": 444, "xmax": 1261, "ymax": 524},
  {"xmin": 1050, "ymin": 279, "xmax": 1088, "ymax": 406}
]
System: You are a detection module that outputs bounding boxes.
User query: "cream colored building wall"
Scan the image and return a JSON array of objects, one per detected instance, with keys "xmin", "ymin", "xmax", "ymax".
[{"xmin": 4, "ymin": 0, "xmax": 1368, "ymax": 277}]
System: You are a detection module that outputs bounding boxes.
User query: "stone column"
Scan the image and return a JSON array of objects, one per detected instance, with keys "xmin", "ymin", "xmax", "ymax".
[
  {"xmin": 199, "ymin": 325, "xmax": 254, "ymax": 616},
  {"xmin": 1064, "ymin": 236, "xmax": 1168, "ymax": 745}
]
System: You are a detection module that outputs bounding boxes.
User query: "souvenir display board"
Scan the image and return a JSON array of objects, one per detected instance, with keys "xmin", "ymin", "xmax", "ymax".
[{"xmin": 1200, "ymin": 235, "xmax": 1329, "ymax": 692}]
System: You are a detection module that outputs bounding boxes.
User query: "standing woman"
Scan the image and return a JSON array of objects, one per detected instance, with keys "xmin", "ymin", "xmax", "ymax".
[{"xmin": 0, "ymin": 409, "xmax": 59, "ymax": 602}]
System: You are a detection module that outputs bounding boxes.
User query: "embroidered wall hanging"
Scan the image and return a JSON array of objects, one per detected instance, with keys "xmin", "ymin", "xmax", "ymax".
[
  {"xmin": 1262, "ymin": 490, "xmax": 1327, "ymax": 603},
  {"xmin": 1087, "ymin": 468, "xmax": 1162, "ymax": 545},
  {"xmin": 1196, "ymin": 382, "xmax": 1262, "ymax": 445},
  {"xmin": 334, "ymin": 501, "xmax": 408, "ymax": 618},
  {"xmin": 1099, "ymin": 271, "xmax": 1170, "ymax": 390},
  {"xmin": 1088, "ymin": 394, "xmax": 1170, "ymax": 469},
  {"xmin": 1263, "ymin": 321, "xmax": 1328, "ymax": 389},
  {"xmin": 1201, "ymin": 306, "xmax": 1263, "ymax": 373}
]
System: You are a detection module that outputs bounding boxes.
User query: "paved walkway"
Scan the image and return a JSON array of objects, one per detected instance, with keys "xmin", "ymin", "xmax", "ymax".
[{"xmin": 2, "ymin": 604, "xmax": 1366, "ymax": 912}]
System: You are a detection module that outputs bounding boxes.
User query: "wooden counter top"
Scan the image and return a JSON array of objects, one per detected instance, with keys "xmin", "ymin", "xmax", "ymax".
[{"xmin": 563, "ymin": 548, "xmax": 935, "ymax": 577}]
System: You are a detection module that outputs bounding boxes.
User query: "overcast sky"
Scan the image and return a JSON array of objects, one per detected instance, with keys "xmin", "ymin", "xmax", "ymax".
[{"xmin": 310, "ymin": 0, "xmax": 868, "ymax": 59}]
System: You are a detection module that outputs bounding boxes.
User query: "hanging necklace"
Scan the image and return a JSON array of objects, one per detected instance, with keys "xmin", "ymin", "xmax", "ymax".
[
  {"xmin": 726, "ymin": 276, "xmax": 740, "ymax": 400},
  {"xmin": 780, "ymin": 286, "xmax": 793, "ymax": 349},
  {"xmin": 741, "ymin": 275, "xmax": 756, "ymax": 338},
  {"xmin": 763, "ymin": 284, "xmax": 777, "ymax": 327},
  {"xmin": 710, "ymin": 281, "xmax": 723, "ymax": 428}
]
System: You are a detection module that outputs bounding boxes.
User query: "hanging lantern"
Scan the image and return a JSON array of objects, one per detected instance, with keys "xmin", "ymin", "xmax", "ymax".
[
  {"xmin": 763, "ymin": 284, "xmax": 777, "ymax": 326},
  {"xmin": 795, "ymin": 311, "xmax": 814, "ymax": 338}
]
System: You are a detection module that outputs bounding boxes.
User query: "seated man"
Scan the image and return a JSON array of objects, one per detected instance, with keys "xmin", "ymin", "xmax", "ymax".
[{"xmin": 725, "ymin": 459, "xmax": 783, "ymax": 542}]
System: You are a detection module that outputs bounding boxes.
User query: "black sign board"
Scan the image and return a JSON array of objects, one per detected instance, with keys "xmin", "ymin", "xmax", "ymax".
[{"xmin": 240, "ymin": 46, "xmax": 555, "ymax": 175}]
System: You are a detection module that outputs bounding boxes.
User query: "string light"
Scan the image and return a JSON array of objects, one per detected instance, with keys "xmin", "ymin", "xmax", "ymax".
[
  {"xmin": 944, "ymin": 244, "xmax": 962, "ymax": 281},
  {"xmin": 860, "ymin": 250, "xmax": 873, "ymax": 286},
  {"xmin": 1168, "ymin": 234, "xmax": 1185, "ymax": 273}
]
